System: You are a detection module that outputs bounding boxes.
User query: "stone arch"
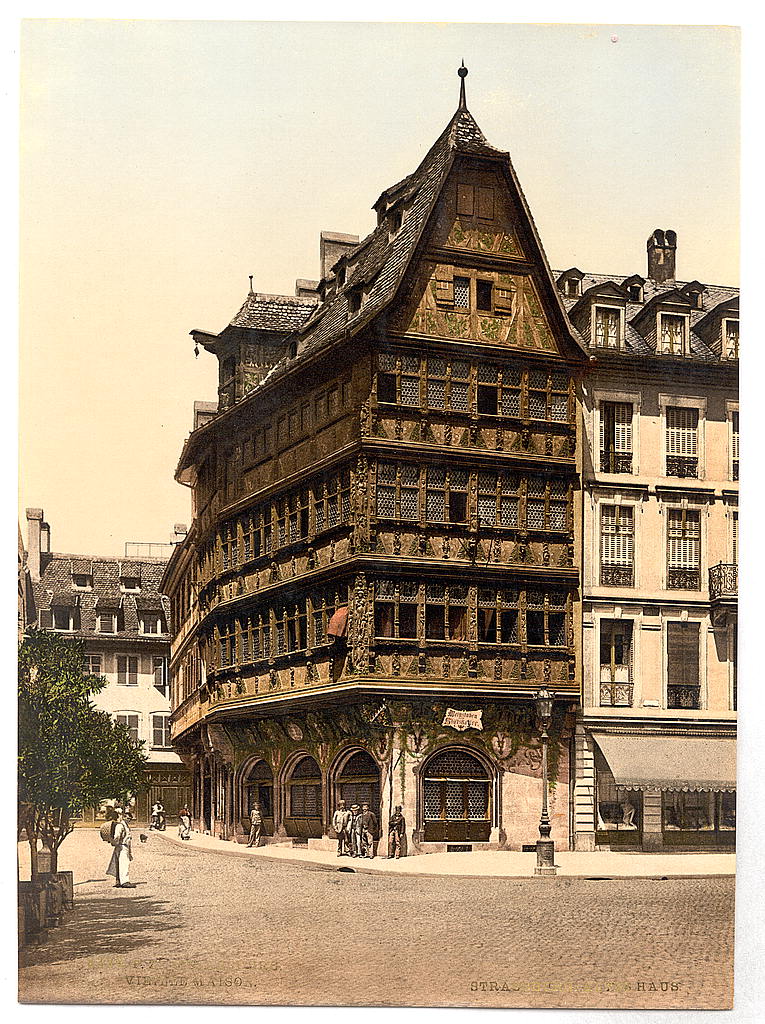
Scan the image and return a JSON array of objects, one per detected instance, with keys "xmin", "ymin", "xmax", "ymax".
[
  {"xmin": 419, "ymin": 744, "xmax": 497, "ymax": 843},
  {"xmin": 238, "ymin": 757, "xmax": 275, "ymax": 835},
  {"xmin": 329, "ymin": 747, "xmax": 382, "ymax": 819},
  {"xmin": 281, "ymin": 752, "xmax": 323, "ymax": 839}
]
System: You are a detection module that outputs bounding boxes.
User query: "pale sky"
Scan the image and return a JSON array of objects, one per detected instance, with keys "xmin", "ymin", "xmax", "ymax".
[{"xmin": 18, "ymin": 20, "xmax": 740, "ymax": 557}]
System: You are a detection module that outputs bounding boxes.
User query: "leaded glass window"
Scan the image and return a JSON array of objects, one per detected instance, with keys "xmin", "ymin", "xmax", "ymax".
[{"xmin": 454, "ymin": 277, "xmax": 470, "ymax": 309}]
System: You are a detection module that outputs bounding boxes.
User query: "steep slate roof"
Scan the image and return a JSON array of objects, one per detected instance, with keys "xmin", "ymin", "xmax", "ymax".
[
  {"xmin": 556, "ymin": 271, "xmax": 739, "ymax": 362},
  {"xmin": 31, "ymin": 553, "xmax": 172, "ymax": 640}
]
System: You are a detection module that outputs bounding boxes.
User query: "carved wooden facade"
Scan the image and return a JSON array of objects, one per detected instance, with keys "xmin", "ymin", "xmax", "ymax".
[{"xmin": 164, "ymin": 94, "xmax": 586, "ymax": 851}]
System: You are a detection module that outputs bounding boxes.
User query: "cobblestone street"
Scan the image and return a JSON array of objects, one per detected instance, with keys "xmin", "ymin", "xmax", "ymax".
[{"xmin": 19, "ymin": 830, "xmax": 734, "ymax": 1009}]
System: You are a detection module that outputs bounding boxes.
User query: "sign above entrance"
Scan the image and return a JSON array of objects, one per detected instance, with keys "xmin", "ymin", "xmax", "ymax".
[{"xmin": 442, "ymin": 708, "xmax": 483, "ymax": 732}]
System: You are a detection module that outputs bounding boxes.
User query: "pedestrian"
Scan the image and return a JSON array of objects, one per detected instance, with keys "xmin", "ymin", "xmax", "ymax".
[
  {"xmin": 360, "ymin": 802, "xmax": 378, "ymax": 859},
  {"xmin": 247, "ymin": 802, "xmax": 263, "ymax": 848},
  {"xmin": 332, "ymin": 799, "xmax": 352, "ymax": 857},
  {"xmin": 350, "ymin": 804, "xmax": 363, "ymax": 857},
  {"xmin": 387, "ymin": 805, "xmax": 407, "ymax": 859},
  {"xmin": 106, "ymin": 807, "xmax": 135, "ymax": 888},
  {"xmin": 178, "ymin": 807, "xmax": 192, "ymax": 840}
]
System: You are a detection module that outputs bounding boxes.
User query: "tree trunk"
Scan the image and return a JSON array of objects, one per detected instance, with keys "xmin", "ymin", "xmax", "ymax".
[{"xmin": 27, "ymin": 835, "xmax": 38, "ymax": 881}]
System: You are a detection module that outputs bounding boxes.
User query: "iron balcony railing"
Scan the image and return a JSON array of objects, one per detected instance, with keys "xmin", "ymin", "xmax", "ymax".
[{"xmin": 709, "ymin": 563, "xmax": 738, "ymax": 602}]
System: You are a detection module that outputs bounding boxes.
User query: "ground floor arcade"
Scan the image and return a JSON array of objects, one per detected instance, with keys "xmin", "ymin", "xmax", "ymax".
[{"xmin": 175, "ymin": 697, "xmax": 575, "ymax": 854}]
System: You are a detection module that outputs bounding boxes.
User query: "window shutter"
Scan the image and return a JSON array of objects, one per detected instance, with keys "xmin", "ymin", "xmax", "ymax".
[
  {"xmin": 614, "ymin": 404, "xmax": 633, "ymax": 454},
  {"xmin": 494, "ymin": 283, "xmax": 515, "ymax": 314},
  {"xmin": 434, "ymin": 265, "xmax": 454, "ymax": 306},
  {"xmin": 666, "ymin": 407, "xmax": 698, "ymax": 456},
  {"xmin": 731, "ymin": 412, "xmax": 739, "ymax": 462},
  {"xmin": 39, "ymin": 608, "xmax": 52, "ymax": 628},
  {"xmin": 456, "ymin": 184, "xmax": 474, "ymax": 216},
  {"xmin": 477, "ymin": 186, "xmax": 495, "ymax": 220}
]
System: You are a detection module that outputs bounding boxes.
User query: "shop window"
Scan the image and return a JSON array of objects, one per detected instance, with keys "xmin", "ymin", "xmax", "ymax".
[
  {"xmin": 423, "ymin": 749, "xmax": 491, "ymax": 842},
  {"xmin": 600, "ymin": 504, "xmax": 634, "ymax": 586},
  {"xmin": 662, "ymin": 791, "xmax": 735, "ymax": 834},
  {"xmin": 666, "ymin": 622, "xmax": 700, "ymax": 708},
  {"xmin": 600, "ymin": 401, "xmax": 633, "ymax": 474},
  {"xmin": 666, "ymin": 406, "xmax": 698, "ymax": 477},
  {"xmin": 599, "ymin": 621, "xmax": 633, "ymax": 706},
  {"xmin": 595, "ymin": 754, "xmax": 642, "ymax": 835},
  {"xmin": 667, "ymin": 509, "xmax": 701, "ymax": 590}
]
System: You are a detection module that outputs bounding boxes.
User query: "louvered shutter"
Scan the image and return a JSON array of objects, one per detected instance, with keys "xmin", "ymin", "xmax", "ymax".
[
  {"xmin": 456, "ymin": 184, "xmax": 474, "ymax": 216},
  {"xmin": 613, "ymin": 404, "xmax": 632, "ymax": 454},
  {"xmin": 434, "ymin": 265, "xmax": 454, "ymax": 306},
  {"xmin": 666, "ymin": 407, "xmax": 698, "ymax": 456},
  {"xmin": 668, "ymin": 510, "xmax": 700, "ymax": 568}
]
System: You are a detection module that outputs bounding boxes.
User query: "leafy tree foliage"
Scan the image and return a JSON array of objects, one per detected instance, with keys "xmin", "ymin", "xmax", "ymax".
[{"xmin": 18, "ymin": 628, "xmax": 147, "ymax": 876}]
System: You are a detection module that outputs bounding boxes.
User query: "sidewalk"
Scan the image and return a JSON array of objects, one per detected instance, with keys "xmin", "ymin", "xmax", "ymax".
[{"xmin": 156, "ymin": 830, "xmax": 735, "ymax": 878}]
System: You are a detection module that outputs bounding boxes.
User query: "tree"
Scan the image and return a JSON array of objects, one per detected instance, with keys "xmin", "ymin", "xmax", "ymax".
[{"xmin": 18, "ymin": 628, "xmax": 148, "ymax": 877}]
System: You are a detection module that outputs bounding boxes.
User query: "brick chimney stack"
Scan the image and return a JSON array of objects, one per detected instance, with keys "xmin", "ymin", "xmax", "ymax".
[
  {"xmin": 647, "ymin": 228, "xmax": 677, "ymax": 284},
  {"xmin": 26, "ymin": 508, "xmax": 50, "ymax": 580}
]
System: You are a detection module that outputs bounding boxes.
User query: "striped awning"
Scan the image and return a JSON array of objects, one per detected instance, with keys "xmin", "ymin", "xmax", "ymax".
[
  {"xmin": 327, "ymin": 606, "xmax": 349, "ymax": 639},
  {"xmin": 593, "ymin": 732, "xmax": 736, "ymax": 793}
]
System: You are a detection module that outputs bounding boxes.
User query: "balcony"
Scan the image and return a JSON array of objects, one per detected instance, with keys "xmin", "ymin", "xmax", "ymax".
[
  {"xmin": 709, "ymin": 563, "xmax": 737, "ymax": 602},
  {"xmin": 709, "ymin": 563, "xmax": 737, "ymax": 625}
]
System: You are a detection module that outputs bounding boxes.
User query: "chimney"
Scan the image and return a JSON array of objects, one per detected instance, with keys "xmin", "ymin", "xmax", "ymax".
[
  {"xmin": 26, "ymin": 508, "xmax": 49, "ymax": 580},
  {"xmin": 647, "ymin": 229, "xmax": 677, "ymax": 284},
  {"xmin": 173, "ymin": 523, "xmax": 188, "ymax": 545},
  {"xmin": 319, "ymin": 232, "xmax": 359, "ymax": 281}
]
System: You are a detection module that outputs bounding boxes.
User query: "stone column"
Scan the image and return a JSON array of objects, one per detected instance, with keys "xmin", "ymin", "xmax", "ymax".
[
  {"xmin": 642, "ymin": 789, "xmax": 663, "ymax": 850},
  {"xmin": 573, "ymin": 723, "xmax": 596, "ymax": 851}
]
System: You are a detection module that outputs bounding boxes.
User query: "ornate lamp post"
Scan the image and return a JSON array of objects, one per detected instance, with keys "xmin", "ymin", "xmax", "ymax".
[{"xmin": 534, "ymin": 687, "xmax": 557, "ymax": 876}]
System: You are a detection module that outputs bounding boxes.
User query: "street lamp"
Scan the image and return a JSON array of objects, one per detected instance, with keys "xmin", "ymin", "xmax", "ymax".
[{"xmin": 534, "ymin": 687, "xmax": 557, "ymax": 876}]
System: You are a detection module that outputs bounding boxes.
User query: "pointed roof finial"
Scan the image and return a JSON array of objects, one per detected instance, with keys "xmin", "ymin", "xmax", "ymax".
[
  {"xmin": 248, "ymin": 275, "xmax": 254, "ymax": 294},
  {"xmin": 458, "ymin": 60, "xmax": 468, "ymax": 111}
]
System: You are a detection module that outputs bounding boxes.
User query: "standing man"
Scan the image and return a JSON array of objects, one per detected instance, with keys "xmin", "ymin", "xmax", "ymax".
[
  {"xmin": 106, "ymin": 807, "xmax": 135, "ymax": 888},
  {"xmin": 332, "ymin": 799, "xmax": 352, "ymax": 857},
  {"xmin": 387, "ymin": 805, "xmax": 407, "ymax": 859},
  {"xmin": 360, "ymin": 802, "xmax": 378, "ymax": 859},
  {"xmin": 248, "ymin": 802, "xmax": 263, "ymax": 848},
  {"xmin": 350, "ymin": 804, "xmax": 363, "ymax": 857}
]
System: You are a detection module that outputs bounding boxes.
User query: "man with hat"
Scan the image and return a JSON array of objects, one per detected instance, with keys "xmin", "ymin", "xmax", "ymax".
[
  {"xmin": 106, "ymin": 807, "xmax": 135, "ymax": 888},
  {"xmin": 332, "ymin": 799, "xmax": 352, "ymax": 857}
]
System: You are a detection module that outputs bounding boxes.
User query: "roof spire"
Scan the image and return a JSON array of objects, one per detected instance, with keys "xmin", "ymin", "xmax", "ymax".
[
  {"xmin": 458, "ymin": 61, "xmax": 468, "ymax": 111},
  {"xmin": 248, "ymin": 275, "xmax": 254, "ymax": 294}
]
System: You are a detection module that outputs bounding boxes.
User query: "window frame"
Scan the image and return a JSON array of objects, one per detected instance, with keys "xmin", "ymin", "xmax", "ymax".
[
  {"xmin": 665, "ymin": 620, "xmax": 702, "ymax": 710},
  {"xmin": 660, "ymin": 395, "xmax": 706, "ymax": 480},
  {"xmin": 115, "ymin": 712, "xmax": 141, "ymax": 746},
  {"xmin": 600, "ymin": 502, "xmax": 635, "ymax": 587},
  {"xmin": 592, "ymin": 304, "xmax": 624, "ymax": 350},
  {"xmin": 658, "ymin": 311, "xmax": 690, "ymax": 357},
  {"xmin": 116, "ymin": 655, "xmax": 139, "ymax": 686},
  {"xmin": 666, "ymin": 506, "xmax": 702, "ymax": 591},
  {"xmin": 151, "ymin": 712, "xmax": 172, "ymax": 750}
]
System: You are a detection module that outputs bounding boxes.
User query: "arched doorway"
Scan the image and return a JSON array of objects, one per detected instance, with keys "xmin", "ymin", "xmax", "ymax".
[
  {"xmin": 335, "ymin": 750, "xmax": 380, "ymax": 814},
  {"xmin": 243, "ymin": 761, "xmax": 274, "ymax": 837},
  {"xmin": 422, "ymin": 747, "xmax": 492, "ymax": 842},
  {"xmin": 284, "ymin": 755, "xmax": 323, "ymax": 838}
]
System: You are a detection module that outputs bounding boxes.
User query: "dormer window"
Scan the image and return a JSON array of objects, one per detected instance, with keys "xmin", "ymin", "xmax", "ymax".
[
  {"xmin": 72, "ymin": 574, "xmax": 92, "ymax": 591},
  {"xmin": 388, "ymin": 208, "xmax": 403, "ymax": 240},
  {"xmin": 593, "ymin": 306, "xmax": 621, "ymax": 349},
  {"xmin": 336, "ymin": 264, "xmax": 346, "ymax": 287},
  {"xmin": 627, "ymin": 284, "xmax": 642, "ymax": 302},
  {"xmin": 347, "ymin": 287, "xmax": 363, "ymax": 316},
  {"xmin": 98, "ymin": 610, "xmax": 119, "ymax": 633},
  {"xmin": 140, "ymin": 612, "xmax": 165, "ymax": 635},
  {"xmin": 659, "ymin": 313, "xmax": 688, "ymax": 356},
  {"xmin": 723, "ymin": 319, "xmax": 739, "ymax": 359},
  {"xmin": 120, "ymin": 576, "xmax": 141, "ymax": 593},
  {"xmin": 566, "ymin": 279, "xmax": 580, "ymax": 298},
  {"xmin": 51, "ymin": 605, "xmax": 79, "ymax": 631}
]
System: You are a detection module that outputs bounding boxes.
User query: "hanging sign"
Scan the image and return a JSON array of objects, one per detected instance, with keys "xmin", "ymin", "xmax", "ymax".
[{"xmin": 442, "ymin": 708, "xmax": 483, "ymax": 732}]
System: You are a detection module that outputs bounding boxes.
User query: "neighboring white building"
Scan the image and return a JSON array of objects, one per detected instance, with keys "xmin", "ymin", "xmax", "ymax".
[{"xmin": 24, "ymin": 509, "xmax": 192, "ymax": 823}]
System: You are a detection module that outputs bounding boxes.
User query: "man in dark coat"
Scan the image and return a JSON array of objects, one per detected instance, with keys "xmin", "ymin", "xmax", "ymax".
[
  {"xmin": 388, "ymin": 805, "xmax": 406, "ymax": 859},
  {"xmin": 360, "ymin": 802, "xmax": 378, "ymax": 859}
]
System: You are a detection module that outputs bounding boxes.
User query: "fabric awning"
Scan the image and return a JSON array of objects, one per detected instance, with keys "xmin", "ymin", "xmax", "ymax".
[
  {"xmin": 327, "ymin": 606, "xmax": 349, "ymax": 639},
  {"xmin": 593, "ymin": 732, "xmax": 736, "ymax": 793}
]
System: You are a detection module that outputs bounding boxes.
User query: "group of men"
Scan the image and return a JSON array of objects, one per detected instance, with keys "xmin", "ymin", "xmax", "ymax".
[{"xmin": 332, "ymin": 800, "xmax": 407, "ymax": 859}]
